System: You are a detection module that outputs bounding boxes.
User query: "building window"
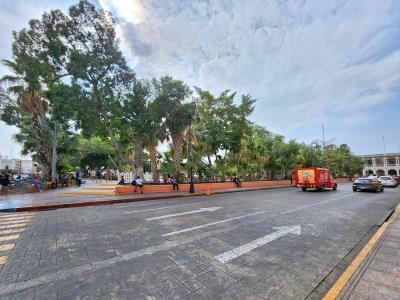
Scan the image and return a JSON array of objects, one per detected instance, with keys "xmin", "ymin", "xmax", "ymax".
[
  {"xmin": 387, "ymin": 157, "xmax": 396, "ymax": 166},
  {"xmin": 375, "ymin": 158, "xmax": 384, "ymax": 166}
]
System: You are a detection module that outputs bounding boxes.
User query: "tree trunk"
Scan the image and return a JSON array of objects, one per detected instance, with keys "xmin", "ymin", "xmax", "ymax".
[
  {"xmin": 134, "ymin": 135, "xmax": 145, "ymax": 180},
  {"xmin": 32, "ymin": 114, "xmax": 49, "ymax": 177},
  {"xmin": 148, "ymin": 143, "xmax": 159, "ymax": 183},
  {"xmin": 171, "ymin": 133, "xmax": 183, "ymax": 179}
]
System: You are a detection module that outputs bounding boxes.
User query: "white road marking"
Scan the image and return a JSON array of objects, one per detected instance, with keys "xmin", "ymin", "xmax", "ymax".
[
  {"xmin": 214, "ymin": 225, "xmax": 301, "ymax": 263},
  {"xmin": 0, "ymin": 228, "xmax": 228, "ymax": 297},
  {"xmin": 123, "ymin": 203, "xmax": 198, "ymax": 214},
  {"xmin": 330, "ymin": 192, "xmax": 353, "ymax": 197},
  {"xmin": 162, "ymin": 211, "xmax": 266, "ymax": 237},
  {"xmin": 117, "ymin": 200, "xmax": 182, "ymax": 209},
  {"xmin": 146, "ymin": 207, "xmax": 221, "ymax": 221},
  {"xmin": 285, "ymin": 193, "xmax": 355, "ymax": 214}
]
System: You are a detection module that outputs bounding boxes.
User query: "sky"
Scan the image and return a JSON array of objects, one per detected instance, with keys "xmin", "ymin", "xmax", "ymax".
[{"xmin": 0, "ymin": 0, "xmax": 399, "ymax": 159}]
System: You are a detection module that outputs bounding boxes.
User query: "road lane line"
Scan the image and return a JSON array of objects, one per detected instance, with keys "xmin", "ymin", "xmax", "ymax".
[
  {"xmin": 329, "ymin": 192, "xmax": 353, "ymax": 197},
  {"xmin": 285, "ymin": 193, "xmax": 355, "ymax": 214},
  {"xmin": 124, "ymin": 203, "xmax": 199, "ymax": 214},
  {"xmin": 214, "ymin": 225, "xmax": 301, "ymax": 263},
  {"xmin": 147, "ymin": 207, "xmax": 221, "ymax": 221},
  {"xmin": 162, "ymin": 211, "xmax": 267, "ymax": 237},
  {"xmin": 163, "ymin": 193, "xmax": 358, "ymax": 237},
  {"xmin": 117, "ymin": 201, "xmax": 183, "ymax": 209},
  {"xmin": 0, "ymin": 227, "xmax": 229, "ymax": 296}
]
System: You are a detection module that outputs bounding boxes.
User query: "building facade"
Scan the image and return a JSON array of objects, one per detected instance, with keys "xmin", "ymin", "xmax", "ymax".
[
  {"xmin": 0, "ymin": 156, "xmax": 37, "ymax": 175},
  {"xmin": 358, "ymin": 153, "xmax": 400, "ymax": 177}
]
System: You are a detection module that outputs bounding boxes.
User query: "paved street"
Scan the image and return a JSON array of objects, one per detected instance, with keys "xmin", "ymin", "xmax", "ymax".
[{"xmin": 0, "ymin": 183, "xmax": 399, "ymax": 299}]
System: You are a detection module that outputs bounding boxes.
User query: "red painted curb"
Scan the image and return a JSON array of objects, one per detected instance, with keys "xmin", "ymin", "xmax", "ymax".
[{"xmin": 5, "ymin": 185, "xmax": 292, "ymax": 213}]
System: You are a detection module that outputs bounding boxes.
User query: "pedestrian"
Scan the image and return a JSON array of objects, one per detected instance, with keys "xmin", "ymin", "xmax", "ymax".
[
  {"xmin": 135, "ymin": 176, "xmax": 144, "ymax": 194},
  {"xmin": 131, "ymin": 177, "xmax": 137, "ymax": 192},
  {"xmin": 171, "ymin": 176, "xmax": 179, "ymax": 191},
  {"xmin": 75, "ymin": 170, "xmax": 81, "ymax": 187},
  {"xmin": 117, "ymin": 175, "xmax": 125, "ymax": 185},
  {"xmin": 233, "ymin": 176, "xmax": 241, "ymax": 188},
  {"xmin": 1, "ymin": 174, "xmax": 10, "ymax": 195},
  {"xmin": 96, "ymin": 170, "xmax": 102, "ymax": 183}
]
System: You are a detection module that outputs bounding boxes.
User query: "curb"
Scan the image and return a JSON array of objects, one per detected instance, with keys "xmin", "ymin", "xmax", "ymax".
[
  {"xmin": 0, "ymin": 185, "xmax": 293, "ymax": 213},
  {"xmin": 323, "ymin": 201, "xmax": 400, "ymax": 300}
]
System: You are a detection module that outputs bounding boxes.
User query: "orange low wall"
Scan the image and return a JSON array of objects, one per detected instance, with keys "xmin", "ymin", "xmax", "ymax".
[{"xmin": 115, "ymin": 180, "xmax": 290, "ymax": 195}]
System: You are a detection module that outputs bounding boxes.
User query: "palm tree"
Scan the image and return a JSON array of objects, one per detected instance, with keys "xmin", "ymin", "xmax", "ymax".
[
  {"xmin": 144, "ymin": 101, "xmax": 166, "ymax": 183},
  {"xmin": 1, "ymin": 59, "xmax": 50, "ymax": 176}
]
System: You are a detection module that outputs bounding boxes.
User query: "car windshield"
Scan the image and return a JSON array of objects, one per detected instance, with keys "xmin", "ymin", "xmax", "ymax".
[
  {"xmin": 355, "ymin": 179, "xmax": 371, "ymax": 183},
  {"xmin": 380, "ymin": 177, "xmax": 391, "ymax": 180}
]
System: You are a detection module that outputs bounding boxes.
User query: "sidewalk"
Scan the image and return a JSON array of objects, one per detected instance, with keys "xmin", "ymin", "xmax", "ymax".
[
  {"xmin": 0, "ymin": 183, "xmax": 291, "ymax": 212},
  {"xmin": 335, "ymin": 204, "xmax": 400, "ymax": 300}
]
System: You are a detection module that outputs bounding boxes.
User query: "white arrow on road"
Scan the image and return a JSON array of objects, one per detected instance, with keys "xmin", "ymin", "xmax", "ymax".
[
  {"xmin": 214, "ymin": 225, "xmax": 301, "ymax": 263},
  {"xmin": 146, "ymin": 207, "xmax": 221, "ymax": 221}
]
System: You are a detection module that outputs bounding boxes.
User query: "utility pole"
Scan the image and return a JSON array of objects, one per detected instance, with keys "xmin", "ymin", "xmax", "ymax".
[
  {"xmin": 321, "ymin": 123, "xmax": 325, "ymax": 152},
  {"xmin": 51, "ymin": 123, "xmax": 57, "ymax": 180}
]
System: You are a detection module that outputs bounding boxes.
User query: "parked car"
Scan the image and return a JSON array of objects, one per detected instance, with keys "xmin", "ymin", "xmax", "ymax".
[
  {"xmin": 353, "ymin": 178, "xmax": 384, "ymax": 192},
  {"xmin": 379, "ymin": 176, "xmax": 399, "ymax": 187}
]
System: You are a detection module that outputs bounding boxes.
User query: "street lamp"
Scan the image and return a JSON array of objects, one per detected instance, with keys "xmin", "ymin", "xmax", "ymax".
[{"xmin": 188, "ymin": 101, "xmax": 197, "ymax": 193}]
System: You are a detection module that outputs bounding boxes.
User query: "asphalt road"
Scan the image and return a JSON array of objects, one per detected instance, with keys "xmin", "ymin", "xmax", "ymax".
[{"xmin": 0, "ymin": 183, "xmax": 399, "ymax": 299}]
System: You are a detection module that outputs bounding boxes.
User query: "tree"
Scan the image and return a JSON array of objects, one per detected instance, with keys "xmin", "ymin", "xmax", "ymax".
[
  {"xmin": 1, "ymin": 60, "xmax": 50, "ymax": 175},
  {"xmin": 154, "ymin": 76, "xmax": 192, "ymax": 179},
  {"xmin": 7, "ymin": 0, "xmax": 135, "ymax": 169},
  {"xmin": 122, "ymin": 80, "xmax": 152, "ymax": 179},
  {"xmin": 194, "ymin": 88, "xmax": 255, "ymax": 179}
]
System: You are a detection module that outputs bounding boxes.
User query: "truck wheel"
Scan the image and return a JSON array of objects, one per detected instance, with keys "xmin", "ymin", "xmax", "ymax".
[
  {"xmin": 301, "ymin": 187, "xmax": 307, "ymax": 192},
  {"xmin": 353, "ymin": 187, "xmax": 357, "ymax": 192},
  {"xmin": 381, "ymin": 187, "xmax": 384, "ymax": 192},
  {"xmin": 333, "ymin": 184, "xmax": 337, "ymax": 191}
]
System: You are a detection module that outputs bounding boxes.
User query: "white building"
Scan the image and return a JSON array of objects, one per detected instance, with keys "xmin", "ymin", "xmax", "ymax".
[
  {"xmin": 0, "ymin": 156, "xmax": 37, "ymax": 174},
  {"xmin": 358, "ymin": 153, "xmax": 400, "ymax": 177}
]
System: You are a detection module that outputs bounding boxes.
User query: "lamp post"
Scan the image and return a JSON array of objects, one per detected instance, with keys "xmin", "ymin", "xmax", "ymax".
[{"xmin": 188, "ymin": 101, "xmax": 197, "ymax": 193}]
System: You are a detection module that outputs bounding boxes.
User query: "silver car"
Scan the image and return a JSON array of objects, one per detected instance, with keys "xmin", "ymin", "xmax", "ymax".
[{"xmin": 379, "ymin": 176, "xmax": 398, "ymax": 187}]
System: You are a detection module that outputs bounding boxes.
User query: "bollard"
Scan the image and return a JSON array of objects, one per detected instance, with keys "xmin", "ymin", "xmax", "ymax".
[{"xmin": 206, "ymin": 185, "xmax": 212, "ymax": 196}]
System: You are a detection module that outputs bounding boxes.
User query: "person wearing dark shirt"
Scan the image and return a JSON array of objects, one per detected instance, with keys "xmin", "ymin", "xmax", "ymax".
[{"xmin": 1, "ymin": 174, "xmax": 10, "ymax": 195}]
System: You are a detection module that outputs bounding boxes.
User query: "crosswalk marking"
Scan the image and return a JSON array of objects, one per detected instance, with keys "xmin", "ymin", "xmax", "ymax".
[
  {"xmin": 0, "ymin": 216, "xmax": 32, "ymax": 222},
  {"xmin": 0, "ymin": 228, "xmax": 25, "ymax": 235},
  {"xmin": 0, "ymin": 243, "xmax": 15, "ymax": 252},
  {"xmin": 0, "ymin": 223, "xmax": 29, "ymax": 229},
  {"xmin": 0, "ymin": 219, "xmax": 31, "ymax": 225},
  {"xmin": 0, "ymin": 213, "xmax": 34, "ymax": 266},
  {"xmin": 0, "ymin": 213, "xmax": 33, "ymax": 219},
  {"xmin": 0, "ymin": 256, "xmax": 7, "ymax": 265},
  {"xmin": 0, "ymin": 235, "xmax": 20, "ymax": 242}
]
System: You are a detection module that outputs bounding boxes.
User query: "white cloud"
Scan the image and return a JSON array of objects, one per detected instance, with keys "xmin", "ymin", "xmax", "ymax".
[{"xmin": 99, "ymin": 0, "xmax": 400, "ymax": 153}]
